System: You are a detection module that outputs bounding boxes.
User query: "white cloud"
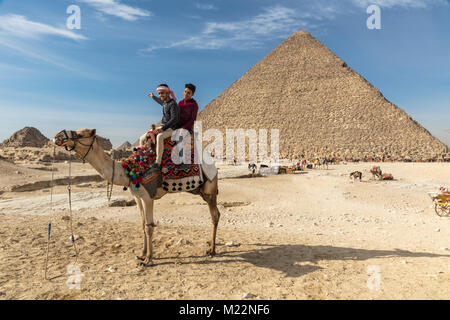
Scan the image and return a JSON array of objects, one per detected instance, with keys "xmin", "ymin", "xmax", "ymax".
[
  {"xmin": 141, "ymin": 0, "xmax": 449, "ymax": 52},
  {"xmin": 195, "ymin": 2, "xmax": 217, "ymax": 10},
  {"xmin": 78, "ymin": 0, "xmax": 151, "ymax": 21},
  {"xmin": 142, "ymin": 6, "xmax": 312, "ymax": 52},
  {"xmin": 0, "ymin": 14, "xmax": 87, "ymax": 40},
  {"xmin": 350, "ymin": 0, "xmax": 448, "ymax": 8},
  {"xmin": 0, "ymin": 15, "xmax": 94, "ymax": 75}
]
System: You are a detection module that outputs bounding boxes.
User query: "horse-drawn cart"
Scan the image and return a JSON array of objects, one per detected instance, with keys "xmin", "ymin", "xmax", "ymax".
[{"xmin": 429, "ymin": 191, "xmax": 450, "ymax": 217}]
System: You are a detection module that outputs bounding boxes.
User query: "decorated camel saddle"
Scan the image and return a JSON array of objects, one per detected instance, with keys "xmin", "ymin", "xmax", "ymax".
[{"xmin": 121, "ymin": 128, "xmax": 203, "ymax": 196}]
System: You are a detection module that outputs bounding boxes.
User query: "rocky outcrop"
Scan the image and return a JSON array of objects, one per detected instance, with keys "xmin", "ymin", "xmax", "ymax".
[{"xmin": 0, "ymin": 127, "xmax": 49, "ymax": 148}]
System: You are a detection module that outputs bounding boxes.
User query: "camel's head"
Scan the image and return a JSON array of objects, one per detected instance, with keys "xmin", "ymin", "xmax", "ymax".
[{"xmin": 54, "ymin": 128, "xmax": 96, "ymax": 151}]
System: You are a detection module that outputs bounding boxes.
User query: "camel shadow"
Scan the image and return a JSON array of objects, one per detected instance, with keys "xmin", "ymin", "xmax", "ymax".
[{"xmin": 156, "ymin": 243, "xmax": 450, "ymax": 278}]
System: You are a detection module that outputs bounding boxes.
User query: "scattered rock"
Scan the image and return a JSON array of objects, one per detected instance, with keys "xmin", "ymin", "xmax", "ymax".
[
  {"xmin": 70, "ymin": 235, "xmax": 82, "ymax": 241},
  {"xmin": 243, "ymin": 292, "xmax": 257, "ymax": 299},
  {"xmin": 177, "ymin": 238, "xmax": 192, "ymax": 246},
  {"xmin": 109, "ymin": 200, "xmax": 128, "ymax": 207},
  {"xmin": 435, "ymin": 228, "xmax": 440, "ymax": 232},
  {"xmin": 221, "ymin": 201, "xmax": 250, "ymax": 208},
  {"xmin": 225, "ymin": 241, "xmax": 240, "ymax": 247},
  {"xmin": 108, "ymin": 266, "xmax": 117, "ymax": 272},
  {"xmin": 108, "ymin": 199, "xmax": 136, "ymax": 207}
]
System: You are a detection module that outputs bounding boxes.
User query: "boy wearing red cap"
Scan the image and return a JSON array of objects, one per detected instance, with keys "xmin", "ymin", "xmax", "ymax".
[{"xmin": 142, "ymin": 83, "xmax": 180, "ymax": 171}]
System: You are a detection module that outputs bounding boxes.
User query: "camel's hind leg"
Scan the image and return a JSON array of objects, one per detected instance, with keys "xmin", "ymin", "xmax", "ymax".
[{"xmin": 200, "ymin": 177, "xmax": 220, "ymax": 256}]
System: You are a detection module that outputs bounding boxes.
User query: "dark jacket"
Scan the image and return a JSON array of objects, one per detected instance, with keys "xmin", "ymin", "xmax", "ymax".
[{"xmin": 152, "ymin": 96, "xmax": 180, "ymax": 130}]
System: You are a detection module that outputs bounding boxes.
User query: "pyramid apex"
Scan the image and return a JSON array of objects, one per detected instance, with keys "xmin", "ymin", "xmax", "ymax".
[{"xmin": 291, "ymin": 30, "xmax": 310, "ymax": 36}]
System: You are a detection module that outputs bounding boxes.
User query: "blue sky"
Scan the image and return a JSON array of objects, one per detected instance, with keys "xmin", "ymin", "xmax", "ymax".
[{"xmin": 0, "ymin": 0, "xmax": 449, "ymax": 148}]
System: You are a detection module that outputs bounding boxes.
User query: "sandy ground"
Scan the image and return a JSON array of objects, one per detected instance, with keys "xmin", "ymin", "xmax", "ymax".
[{"xmin": 0, "ymin": 161, "xmax": 449, "ymax": 300}]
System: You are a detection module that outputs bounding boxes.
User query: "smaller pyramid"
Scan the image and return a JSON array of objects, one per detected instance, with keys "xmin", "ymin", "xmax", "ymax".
[
  {"xmin": 0, "ymin": 127, "xmax": 49, "ymax": 148},
  {"xmin": 131, "ymin": 139, "xmax": 140, "ymax": 147},
  {"xmin": 97, "ymin": 136, "xmax": 113, "ymax": 151},
  {"xmin": 117, "ymin": 141, "xmax": 132, "ymax": 151}
]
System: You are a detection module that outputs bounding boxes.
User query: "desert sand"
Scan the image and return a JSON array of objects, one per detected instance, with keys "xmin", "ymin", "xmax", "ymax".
[{"xmin": 0, "ymin": 160, "xmax": 449, "ymax": 300}]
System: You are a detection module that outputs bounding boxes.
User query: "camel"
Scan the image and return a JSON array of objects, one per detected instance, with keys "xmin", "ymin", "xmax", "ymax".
[
  {"xmin": 248, "ymin": 163, "xmax": 257, "ymax": 175},
  {"xmin": 54, "ymin": 128, "xmax": 220, "ymax": 267},
  {"xmin": 370, "ymin": 166, "xmax": 383, "ymax": 180},
  {"xmin": 350, "ymin": 171, "xmax": 362, "ymax": 181}
]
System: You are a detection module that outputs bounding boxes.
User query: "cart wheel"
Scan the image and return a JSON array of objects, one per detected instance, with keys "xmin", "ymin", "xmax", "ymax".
[{"xmin": 435, "ymin": 204, "xmax": 450, "ymax": 217}]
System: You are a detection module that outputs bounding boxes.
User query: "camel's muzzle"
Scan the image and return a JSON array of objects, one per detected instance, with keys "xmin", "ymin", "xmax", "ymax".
[{"xmin": 54, "ymin": 130, "xmax": 78, "ymax": 150}]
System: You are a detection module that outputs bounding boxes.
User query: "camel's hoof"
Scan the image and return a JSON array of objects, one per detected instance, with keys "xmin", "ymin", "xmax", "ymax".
[
  {"xmin": 206, "ymin": 250, "xmax": 216, "ymax": 257},
  {"xmin": 135, "ymin": 255, "xmax": 145, "ymax": 261},
  {"xmin": 138, "ymin": 260, "xmax": 154, "ymax": 267}
]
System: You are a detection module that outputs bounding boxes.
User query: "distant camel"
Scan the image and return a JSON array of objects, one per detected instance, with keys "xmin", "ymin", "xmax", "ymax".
[
  {"xmin": 54, "ymin": 128, "xmax": 221, "ymax": 267},
  {"xmin": 350, "ymin": 171, "xmax": 362, "ymax": 181},
  {"xmin": 370, "ymin": 166, "xmax": 383, "ymax": 180},
  {"xmin": 248, "ymin": 163, "xmax": 257, "ymax": 175}
]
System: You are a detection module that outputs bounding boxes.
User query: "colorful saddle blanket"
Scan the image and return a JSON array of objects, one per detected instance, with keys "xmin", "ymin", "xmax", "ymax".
[{"xmin": 121, "ymin": 131, "xmax": 202, "ymax": 194}]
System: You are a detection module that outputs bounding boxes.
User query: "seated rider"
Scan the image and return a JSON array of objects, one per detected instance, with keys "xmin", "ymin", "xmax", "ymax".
[
  {"xmin": 178, "ymin": 83, "xmax": 198, "ymax": 133},
  {"xmin": 147, "ymin": 84, "xmax": 180, "ymax": 172}
]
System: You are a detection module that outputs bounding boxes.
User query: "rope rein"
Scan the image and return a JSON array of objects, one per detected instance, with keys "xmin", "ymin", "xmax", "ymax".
[
  {"xmin": 107, "ymin": 158, "xmax": 115, "ymax": 202},
  {"xmin": 44, "ymin": 149, "xmax": 79, "ymax": 281},
  {"xmin": 44, "ymin": 146, "xmax": 56, "ymax": 280},
  {"xmin": 44, "ymin": 133, "xmax": 116, "ymax": 280}
]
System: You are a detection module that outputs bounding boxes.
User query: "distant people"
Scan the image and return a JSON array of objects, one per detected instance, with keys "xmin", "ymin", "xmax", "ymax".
[{"xmin": 178, "ymin": 83, "xmax": 198, "ymax": 133}]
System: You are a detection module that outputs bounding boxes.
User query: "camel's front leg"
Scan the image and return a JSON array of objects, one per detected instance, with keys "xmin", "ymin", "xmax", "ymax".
[
  {"xmin": 134, "ymin": 196, "xmax": 147, "ymax": 261},
  {"xmin": 139, "ymin": 193, "xmax": 155, "ymax": 267},
  {"xmin": 201, "ymin": 192, "xmax": 220, "ymax": 256},
  {"xmin": 135, "ymin": 220, "xmax": 147, "ymax": 261},
  {"xmin": 208, "ymin": 204, "xmax": 220, "ymax": 256},
  {"xmin": 201, "ymin": 177, "xmax": 221, "ymax": 256},
  {"xmin": 142, "ymin": 223, "xmax": 155, "ymax": 266}
]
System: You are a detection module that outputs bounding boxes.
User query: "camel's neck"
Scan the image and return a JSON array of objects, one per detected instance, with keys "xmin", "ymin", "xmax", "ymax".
[{"xmin": 80, "ymin": 139, "xmax": 129, "ymax": 187}]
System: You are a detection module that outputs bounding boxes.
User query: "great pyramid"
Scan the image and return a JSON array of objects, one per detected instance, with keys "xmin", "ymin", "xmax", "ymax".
[
  {"xmin": 0, "ymin": 127, "xmax": 49, "ymax": 148},
  {"xmin": 198, "ymin": 30, "xmax": 448, "ymax": 160}
]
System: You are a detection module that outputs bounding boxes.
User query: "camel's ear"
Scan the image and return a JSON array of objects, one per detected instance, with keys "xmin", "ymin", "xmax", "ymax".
[{"xmin": 90, "ymin": 129, "xmax": 96, "ymax": 137}]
